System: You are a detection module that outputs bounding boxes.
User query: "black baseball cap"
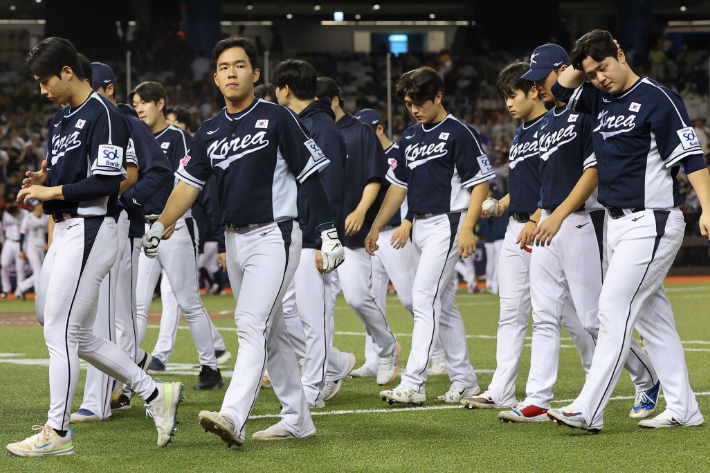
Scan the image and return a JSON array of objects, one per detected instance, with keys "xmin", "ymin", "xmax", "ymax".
[
  {"xmin": 355, "ymin": 108, "xmax": 383, "ymax": 127},
  {"xmin": 91, "ymin": 62, "xmax": 115, "ymax": 90},
  {"xmin": 521, "ymin": 43, "xmax": 570, "ymax": 82}
]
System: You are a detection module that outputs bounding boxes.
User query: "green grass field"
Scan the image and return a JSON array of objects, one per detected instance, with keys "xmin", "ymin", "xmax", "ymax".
[{"xmin": 1, "ymin": 283, "xmax": 710, "ymax": 472}]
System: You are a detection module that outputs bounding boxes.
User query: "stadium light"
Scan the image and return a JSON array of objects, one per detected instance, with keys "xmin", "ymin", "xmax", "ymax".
[
  {"xmin": 373, "ymin": 4, "xmax": 381, "ymax": 10},
  {"xmin": 314, "ymin": 4, "xmax": 322, "ymax": 11},
  {"xmin": 355, "ymin": 14, "xmax": 361, "ymax": 20},
  {"xmin": 246, "ymin": 4, "xmax": 253, "ymax": 10},
  {"xmin": 334, "ymin": 12, "xmax": 344, "ymax": 22},
  {"xmin": 429, "ymin": 14, "xmax": 436, "ymax": 19},
  {"xmin": 680, "ymin": 5, "xmax": 687, "ymax": 11},
  {"xmin": 10, "ymin": 5, "xmax": 16, "ymax": 10},
  {"xmin": 35, "ymin": 0, "xmax": 42, "ymax": 3},
  {"xmin": 286, "ymin": 13, "xmax": 293, "ymax": 19}
]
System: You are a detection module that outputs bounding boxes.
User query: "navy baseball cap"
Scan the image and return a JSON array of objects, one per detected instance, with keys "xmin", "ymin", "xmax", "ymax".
[
  {"xmin": 355, "ymin": 108, "xmax": 383, "ymax": 127},
  {"xmin": 91, "ymin": 62, "xmax": 115, "ymax": 90},
  {"xmin": 521, "ymin": 43, "xmax": 570, "ymax": 82}
]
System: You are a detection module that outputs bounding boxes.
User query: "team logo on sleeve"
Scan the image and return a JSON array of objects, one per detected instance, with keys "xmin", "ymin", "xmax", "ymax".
[
  {"xmin": 629, "ymin": 102, "xmax": 641, "ymax": 113},
  {"xmin": 181, "ymin": 154, "xmax": 191, "ymax": 166},
  {"xmin": 568, "ymin": 114, "xmax": 578, "ymax": 123},
  {"xmin": 255, "ymin": 119, "xmax": 269, "ymax": 129},
  {"xmin": 439, "ymin": 132, "xmax": 450, "ymax": 140},
  {"xmin": 677, "ymin": 127, "xmax": 700, "ymax": 150},
  {"xmin": 97, "ymin": 144, "xmax": 124, "ymax": 169},
  {"xmin": 75, "ymin": 119, "xmax": 86, "ymax": 129},
  {"xmin": 304, "ymin": 138, "xmax": 326, "ymax": 162}
]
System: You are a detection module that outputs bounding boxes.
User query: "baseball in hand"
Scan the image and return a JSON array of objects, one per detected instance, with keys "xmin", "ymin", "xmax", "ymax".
[{"xmin": 482, "ymin": 199, "xmax": 497, "ymax": 214}]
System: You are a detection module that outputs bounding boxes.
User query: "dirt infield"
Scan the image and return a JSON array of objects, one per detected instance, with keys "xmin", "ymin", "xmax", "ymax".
[{"xmin": 0, "ymin": 310, "xmax": 236, "ymax": 327}]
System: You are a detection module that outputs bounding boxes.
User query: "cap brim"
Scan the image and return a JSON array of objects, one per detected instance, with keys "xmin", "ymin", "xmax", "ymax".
[{"xmin": 521, "ymin": 68, "xmax": 553, "ymax": 81}]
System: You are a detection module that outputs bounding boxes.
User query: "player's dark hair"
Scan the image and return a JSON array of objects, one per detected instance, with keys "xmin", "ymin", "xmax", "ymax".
[
  {"xmin": 254, "ymin": 83, "xmax": 277, "ymax": 103},
  {"xmin": 316, "ymin": 77, "xmax": 344, "ymax": 103},
  {"xmin": 131, "ymin": 81, "xmax": 167, "ymax": 116},
  {"xmin": 212, "ymin": 36, "xmax": 258, "ymax": 71},
  {"xmin": 272, "ymin": 59, "xmax": 317, "ymax": 101},
  {"xmin": 570, "ymin": 29, "xmax": 619, "ymax": 71},
  {"xmin": 26, "ymin": 37, "xmax": 85, "ymax": 81},
  {"xmin": 166, "ymin": 105, "xmax": 192, "ymax": 128},
  {"xmin": 77, "ymin": 53, "xmax": 93, "ymax": 87},
  {"xmin": 496, "ymin": 61, "xmax": 536, "ymax": 98},
  {"xmin": 395, "ymin": 67, "xmax": 443, "ymax": 103}
]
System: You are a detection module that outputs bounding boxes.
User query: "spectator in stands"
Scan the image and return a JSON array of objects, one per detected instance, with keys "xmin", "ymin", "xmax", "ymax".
[
  {"xmin": 648, "ymin": 39, "xmax": 666, "ymax": 81},
  {"xmin": 695, "ymin": 118, "xmax": 710, "ymax": 158}
]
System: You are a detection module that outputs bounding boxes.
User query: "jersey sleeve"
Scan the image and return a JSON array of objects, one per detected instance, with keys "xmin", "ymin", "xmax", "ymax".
[
  {"xmin": 554, "ymin": 81, "xmax": 599, "ymax": 115},
  {"xmin": 582, "ymin": 115, "xmax": 597, "ymax": 171},
  {"xmin": 125, "ymin": 138, "xmax": 138, "ymax": 169},
  {"xmin": 176, "ymin": 128, "xmax": 212, "ymax": 190},
  {"xmin": 649, "ymin": 88, "xmax": 704, "ymax": 168},
  {"xmin": 122, "ymin": 120, "xmax": 173, "ymax": 206},
  {"xmin": 361, "ymin": 125, "xmax": 386, "ymax": 182},
  {"xmin": 89, "ymin": 110, "xmax": 129, "ymax": 179},
  {"xmin": 280, "ymin": 108, "xmax": 330, "ymax": 184},
  {"xmin": 385, "ymin": 142, "xmax": 408, "ymax": 189},
  {"xmin": 454, "ymin": 122, "xmax": 495, "ymax": 188}
]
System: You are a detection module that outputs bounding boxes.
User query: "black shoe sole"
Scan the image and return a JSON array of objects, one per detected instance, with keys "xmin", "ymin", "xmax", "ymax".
[{"xmin": 194, "ymin": 377, "xmax": 225, "ymax": 391}]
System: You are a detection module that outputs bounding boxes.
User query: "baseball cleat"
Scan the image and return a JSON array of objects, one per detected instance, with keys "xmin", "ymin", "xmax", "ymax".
[
  {"xmin": 308, "ymin": 400, "xmax": 326, "ymax": 409},
  {"xmin": 350, "ymin": 365, "xmax": 377, "ymax": 378},
  {"xmin": 215, "ymin": 350, "xmax": 232, "ymax": 365},
  {"xmin": 198, "ymin": 411, "xmax": 244, "ymax": 448},
  {"xmin": 110, "ymin": 380, "xmax": 124, "ymax": 406},
  {"xmin": 111, "ymin": 394, "xmax": 132, "ymax": 410},
  {"xmin": 323, "ymin": 353, "xmax": 357, "ymax": 401},
  {"xmin": 379, "ymin": 384, "xmax": 426, "ymax": 405},
  {"xmin": 14, "ymin": 290, "xmax": 25, "ymax": 301},
  {"xmin": 137, "ymin": 351, "xmax": 152, "ymax": 372},
  {"xmin": 461, "ymin": 390, "xmax": 511, "ymax": 409},
  {"xmin": 377, "ymin": 341, "xmax": 401, "ymax": 386},
  {"xmin": 252, "ymin": 421, "xmax": 315, "ymax": 441},
  {"xmin": 547, "ymin": 404, "xmax": 601, "ymax": 434},
  {"xmin": 427, "ymin": 356, "xmax": 448, "ymax": 376},
  {"xmin": 260, "ymin": 373, "xmax": 272, "ymax": 389},
  {"xmin": 70, "ymin": 409, "xmax": 105, "ymax": 424},
  {"xmin": 630, "ymin": 381, "xmax": 660, "ymax": 419},
  {"xmin": 435, "ymin": 384, "xmax": 481, "ymax": 404},
  {"xmin": 194, "ymin": 366, "xmax": 224, "ymax": 391},
  {"xmin": 638, "ymin": 410, "xmax": 704, "ymax": 429},
  {"xmin": 147, "ymin": 357, "xmax": 166, "ymax": 375},
  {"xmin": 499, "ymin": 403, "xmax": 550, "ymax": 423},
  {"xmin": 146, "ymin": 381, "xmax": 184, "ymax": 447},
  {"xmin": 6, "ymin": 425, "xmax": 75, "ymax": 457}
]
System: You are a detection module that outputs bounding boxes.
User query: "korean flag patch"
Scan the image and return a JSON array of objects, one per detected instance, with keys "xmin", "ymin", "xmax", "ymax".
[
  {"xmin": 568, "ymin": 114, "xmax": 578, "ymax": 123},
  {"xmin": 677, "ymin": 127, "xmax": 700, "ymax": 150},
  {"xmin": 477, "ymin": 155, "xmax": 493, "ymax": 174},
  {"xmin": 75, "ymin": 119, "xmax": 86, "ymax": 129},
  {"xmin": 256, "ymin": 119, "xmax": 269, "ymax": 129},
  {"xmin": 629, "ymin": 102, "xmax": 641, "ymax": 113},
  {"xmin": 161, "ymin": 142, "xmax": 170, "ymax": 149},
  {"xmin": 439, "ymin": 132, "xmax": 450, "ymax": 140},
  {"xmin": 97, "ymin": 144, "xmax": 124, "ymax": 170}
]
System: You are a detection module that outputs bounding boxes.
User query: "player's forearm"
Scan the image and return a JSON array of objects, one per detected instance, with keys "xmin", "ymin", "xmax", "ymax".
[
  {"xmin": 47, "ymin": 217, "xmax": 54, "ymax": 247},
  {"xmin": 687, "ymin": 169, "xmax": 710, "ymax": 211},
  {"xmin": 355, "ymin": 180, "xmax": 381, "ymax": 213},
  {"xmin": 462, "ymin": 181, "xmax": 490, "ymax": 231},
  {"xmin": 499, "ymin": 193, "xmax": 511, "ymax": 211},
  {"xmin": 530, "ymin": 208, "xmax": 543, "ymax": 224},
  {"xmin": 157, "ymin": 180, "xmax": 200, "ymax": 228},
  {"xmin": 372, "ymin": 185, "xmax": 407, "ymax": 231},
  {"xmin": 301, "ymin": 172, "xmax": 333, "ymax": 226},
  {"xmin": 119, "ymin": 165, "xmax": 138, "ymax": 194},
  {"xmin": 557, "ymin": 66, "xmax": 586, "ymax": 89},
  {"xmin": 552, "ymin": 167, "xmax": 598, "ymax": 220},
  {"xmin": 122, "ymin": 166, "xmax": 172, "ymax": 206}
]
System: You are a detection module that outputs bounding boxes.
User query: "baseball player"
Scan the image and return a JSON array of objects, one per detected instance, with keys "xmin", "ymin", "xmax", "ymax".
[
  {"xmin": 166, "ymin": 105, "xmax": 192, "ymax": 132},
  {"xmin": 548, "ymin": 30, "xmax": 709, "ymax": 431},
  {"xmin": 477, "ymin": 185, "xmax": 506, "ymax": 294},
  {"xmin": 1, "ymin": 202, "xmax": 28, "ymax": 297},
  {"xmin": 461, "ymin": 60, "xmax": 596, "ymax": 411},
  {"xmin": 353, "ymin": 108, "xmax": 448, "ymax": 377},
  {"xmin": 273, "ymin": 59, "xmax": 356, "ymax": 407},
  {"xmin": 142, "ymin": 36, "xmax": 344, "ymax": 446},
  {"xmin": 316, "ymin": 79, "xmax": 400, "ymax": 386},
  {"xmin": 7, "ymin": 38, "xmax": 182, "ymax": 457},
  {"xmin": 365, "ymin": 66, "xmax": 492, "ymax": 405},
  {"xmin": 496, "ymin": 44, "xmax": 658, "ymax": 424},
  {"xmin": 130, "ymin": 81, "xmax": 223, "ymax": 390},
  {"xmin": 15, "ymin": 199, "xmax": 47, "ymax": 299}
]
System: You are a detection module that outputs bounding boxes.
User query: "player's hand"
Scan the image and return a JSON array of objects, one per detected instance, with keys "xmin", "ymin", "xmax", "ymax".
[
  {"xmin": 142, "ymin": 221, "xmax": 164, "ymax": 258},
  {"xmin": 698, "ymin": 211, "xmax": 710, "ymax": 239},
  {"xmin": 16, "ymin": 185, "xmax": 58, "ymax": 204},
  {"xmin": 532, "ymin": 214, "xmax": 563, "ymax": 246},
  {"xmin": 18, "ymin": 251, "xmax": 26, "ymax": 259},
  {"xmin": 162, "ymin": 222, "xmax": 176, "ymax": 240},
  {"xmin": 23, "ymin": 160, "xmax": 48, "ymax": 188},
  {"xmin": 364, "ymin": 229, "xmax": 380, "ymax": 256},
  {"xmin": 345, "ymin": 209, "xmax": 366, "ymax": 236},
  {"xmin": 43, "ymin": 242, "xmax": 49, "ymax": 252},
  {"xmin": 391, "ymin": 220, "xmax": 412, "ymax": 249},
  {"xmin": 218, "ymin": 252, "xmax": 227, "ymax": 272},
  {"xmin": 321, "ymin": 228, "xmax": 344, "ymax": 272},
  {"xmin": 516, "ymin": 220, "xmax": 537, "ymax": 249},
  {"xmin": 481, "ymin": 198, "xmax": 502, "ymax": 218},
  {"xmin": 315, "ymin": 250, "xmax": 324, "ymax": 274},
  {"xmin": 458, "ymin": 227, "xmax": 477, "ymax": 258}
]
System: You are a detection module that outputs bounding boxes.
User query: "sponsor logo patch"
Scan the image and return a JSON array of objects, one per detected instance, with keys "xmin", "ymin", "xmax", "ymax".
[
  {"xmin": 477, "ymin": 154, "xmax": 493, "ymax": 174},
  {"xmin": 389, "ymin": 159, "xmax": 398, "ymax": 170},
  {"xmin": 304, "ymin": 138, "xmax": 326, "ymax": 162},
  {"xmin": 256, "ymin": 119, "xmax": 269, "ymax": 129},
  {"xmin": 677, "ymin": 127, "xmax": 700, "ymax": 150},
  {"xmin": 75, "ymin": 119, "xmax": 86, "ymax": 129},
  {"xmin": 629, "ymin": 102, "xmax": 641, "ymax": 112},
  {"xmin": 181, "ymin": 154, "xmax": 191, "ymax": 166},
  {"xmin": 97, "ymin": 144, "xmax": 123, "ymax": 169}
]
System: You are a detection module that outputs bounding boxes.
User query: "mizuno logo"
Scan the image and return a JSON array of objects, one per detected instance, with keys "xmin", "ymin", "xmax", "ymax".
[
  {"xmin": 206, "ymin": 128, "xmax": 220, "ymax": 135},
  {"xmin": 404, "ymin": 134, "xmax": 416, "ymax": 139},
  {"xmin": 260, "ymin": 229, "xmax": 274, "ymax": 236},
  {"xmin": 576, "ymin": 222, "xmax": 589, "ymax": 229},
  {"xmin": 68, "ymin": 224, "xmax": 80, "ymax": 229},
  {"xmin": 553, "ymin": 61, "xmax": 563, "ymax": 66},
  {"xmin": 632, "ymin": 215, "xmax": 645, "ymax": 222},
  {"xmin": 603, "ymin": 98, "xmax": 611, "ymax": 103},
  {"xmin": 103, "ymin": 79, "xmax": 111, "ymax": 83},
  {"xmin": 54, "ymin": 122, "xmax": 60, "ymax": 128}
]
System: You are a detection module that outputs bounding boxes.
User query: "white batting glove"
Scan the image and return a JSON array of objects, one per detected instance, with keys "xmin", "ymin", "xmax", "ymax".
[
  {"xmin": 142, "ymin": 221, "xmax": 164, "ymax": 258},
  {"xmin": 321, "ymin": 228, "xmax": 344, "ymax": 273}
]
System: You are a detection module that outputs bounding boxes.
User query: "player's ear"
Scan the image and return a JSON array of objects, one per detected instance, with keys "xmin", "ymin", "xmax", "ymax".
[
  {"xmin": 252, "ymin": 67, "xmax": 261, "ymax": 84},
  {"xmin": 157, "ymin": 98, "xmax": 165, "ymax": 112},
  {"xmin": 617, "ymin": 48, "xmax": 626, "ymax": 65},
  {"xmin": 62, "ymin": 66, "xmax": 73, "ymax": 81},
  {"xmin": 107, "ymin": 84, "xmax": 114, "ymax": 97},
  {"xmin": 529, "ymin": 86, "xmax": 540, "ymax": 101},
  {"xmin": 434, "ymin": 91, "xmax": 443, "ymax": 106}
]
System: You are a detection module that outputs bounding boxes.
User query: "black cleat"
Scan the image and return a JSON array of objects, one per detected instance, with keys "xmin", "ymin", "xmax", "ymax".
[
  {"xmin": 194, "ymin": 366, "xmax": 224, "ymax": 391},
  {"xmin": 111, "ymin": 394, "xmax": 132, "ymax": 410}
]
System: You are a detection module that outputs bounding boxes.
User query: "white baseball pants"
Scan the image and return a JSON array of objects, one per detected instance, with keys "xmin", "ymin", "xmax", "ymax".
[
  {"xmin": 39, "ymin": 216, "xmax": 156, "ymax": 431},
  {"xmin": 484, "ymin": 239, "xmax": 503, "ymax": 294},
  {"xmin": 1, "ymin": 239, "xmax": 25, "ymax": 292},
  {"xmin": 17, "ymin": 242, "xmax": 45, "ymax": 293},
  {"xmin": 198, "ymin": 241, "xmax": 220, "ymax": 274},
  {"xmin": 486, "ymin": 218, "xmax": 594, "ymax": 407},
  {"xmin": 135, "ymin": 217, "xmax": 216, "ymax": 369},
  {"xmin": 400, "ymin": 212, "xmax": 477, "ymax": 393},
  {"xmin": 574, "ymin": 208, "xmax": 703, "ymax": 428},
  {"xmin": 220, "ymin": 220, "xmax": 314, "ymax": 440},
  {"xmin": 524, "ymin": 210, "xmax": 657, "ymax": 410}
]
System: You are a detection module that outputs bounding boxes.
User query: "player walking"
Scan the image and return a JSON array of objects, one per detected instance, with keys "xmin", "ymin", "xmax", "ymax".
[
  {"xmin": 7, "ymin": 38, "xmax": 181, "ymax": 457},
  {"xmin": 15, "ymin": 199, "xmax": 47, "ymax": 299},
  {"xmin": 142, "ymin": 36, "xmax": 344, "ymax": 446},
  {"xmin": 1, "ymin": 202, "xmax": 28, "ymax": 297},
  {"xmin": 547, "ymin": 30, "xmax": 708, "ymax": 432},
  {"xmin": 365, "ymin": 66, "xmax": 491, "ymax": 405}
]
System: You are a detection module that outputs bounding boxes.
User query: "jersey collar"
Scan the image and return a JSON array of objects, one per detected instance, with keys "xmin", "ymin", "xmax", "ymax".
[
  {"xmin": 522, "ymin": 114, "xmax": 545, "ymax": 130},
  {"xmin": 615, "ymin": 76, "xmax": 645, "ymax": 100},
  {"xmin": 421, "ymin": 114, "xmax": 452, "ymax": 132},
  {"xmin": 65, "ymin": 91, "xmax": 98, "ymax": 117},
  {"xmin": 223, "ymin": 97, "xmax": 261, "ymax": 122}
]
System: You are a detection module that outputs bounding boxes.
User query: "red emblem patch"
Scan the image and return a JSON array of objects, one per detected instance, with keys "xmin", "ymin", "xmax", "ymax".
[{"xmin": 181, "ymin": 155, "xmax": 191, "ymax": 166}]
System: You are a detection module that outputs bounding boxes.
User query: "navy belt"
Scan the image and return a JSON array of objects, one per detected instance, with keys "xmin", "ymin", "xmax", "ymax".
[
  {"xmin": 607, "ymin": 207, "xmax": 644, "ymax": 219},
  {"xmin": 145, "ymin": 216, "xmax": 160, "ymax": 225},
  {"xmin": 511, "ymin": 212, "xmax": 530, "ymax": 223}
]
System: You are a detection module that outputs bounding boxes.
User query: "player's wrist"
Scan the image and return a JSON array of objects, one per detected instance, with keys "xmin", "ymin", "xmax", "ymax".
[{"xmin": 151, "ymin": 221, "xmax": 165, "ymax": 235}]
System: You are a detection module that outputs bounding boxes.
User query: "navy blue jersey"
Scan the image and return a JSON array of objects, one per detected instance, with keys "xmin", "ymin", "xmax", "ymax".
[
  {"xmin": 46, "ymin": 91, "xmax": 129, "ymax": 217},
  {"xmin": 192, "ymin": 176, "xmax": 221, "ymax": 253},
  {"xmin": 477, "ymin": 192, "xmax": 508, "ymax": 241},
  {"xmin": 387, "ymin": 114, "xmax": 494, "ymax": 215},
  {"xmin": 537, "ymin": 106, "xmax": 598, "ymax": 210},
  {"xmin": 555, "ymin": 77, "xmax": 705, "ymax": 209},
  {"xmin": 337, "ymin": 113, "xmax": 388, "ymax": 248},
  {"xmin": 383, "ymin": 143, "xmax": 408, "ymax": 226},
  {"xmin": 143, "ymin": 124, "xmax": 193, "ymax": 216},
  {"xmin": 508, "ymin": 115, "xmax": 544, "ymax": 214},
  {"xmin": 176, "ymin": 99, "xmax": 330, "ymax": 226},
  {"xmin": 117, "ymin": 104, "xmax": 173, "ymax": 237}
]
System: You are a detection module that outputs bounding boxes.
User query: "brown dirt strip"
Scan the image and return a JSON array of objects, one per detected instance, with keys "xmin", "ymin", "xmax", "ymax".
[{"xmin": 0, "ymin": 311, "xmax": 234, "ymax": 327}]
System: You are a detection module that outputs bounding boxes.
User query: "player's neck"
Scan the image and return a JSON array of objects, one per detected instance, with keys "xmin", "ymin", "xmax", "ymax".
[
  {"xmin": 523, "ymin": 101, "xmax": 548, "ymax": 122},
  {"xmin": 225, "ymin": 93, "xmax": 255, "ymax": 115},
  {"xmin": 619, "ymin": 68, "xmax": 640, "ymax": 94},
  {"xmin": 287, "ymin": 97, "xmax": 314, "ymax": 116},
  {"xmin": 378, "ymin": 134, "xmax": 393, "ymax": 150},
  {"xmin": 67, "ymin": 82, "xmax": 93, "ymax": 109},
  {"xmin": 151, "ymin": 116, "xmax": 170, "ymax": 135},
  {"xmin": 333, "ymin": 106, "xmax": 345, "ymax": 122},
  {"xmin": 554, "ymin": 99, "xmax": 566, "ymax": 108},
  {"xmin": 426, "ymin": 107, "xmax": 448, "ymax": 126}
]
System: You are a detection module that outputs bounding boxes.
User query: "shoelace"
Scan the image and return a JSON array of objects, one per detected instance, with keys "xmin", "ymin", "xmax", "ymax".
[
  {"xmin": 25, "ymin": 425, "xmax": 52, "ymax": 444},
  {"xmin": 378, "ymin": 355, "xmax": 392, "ymax": 369},
  {"xmin": 634, "ymin": 391, "xmax": 653, "ymax": 408}
]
